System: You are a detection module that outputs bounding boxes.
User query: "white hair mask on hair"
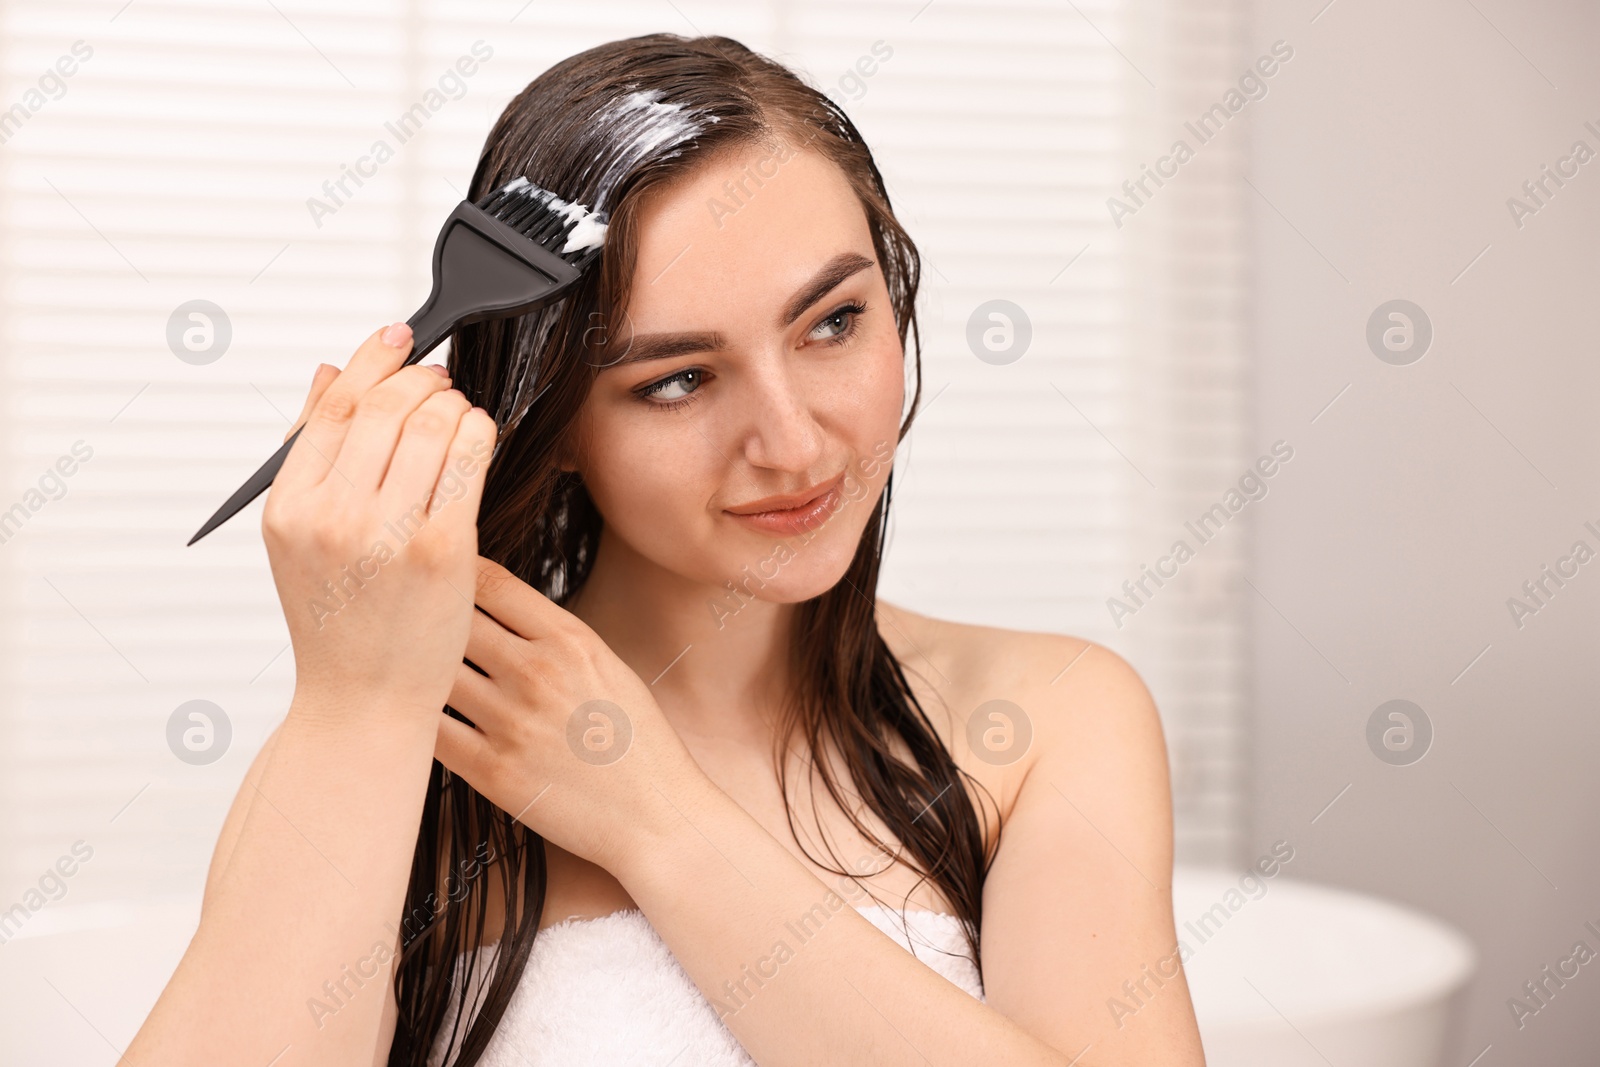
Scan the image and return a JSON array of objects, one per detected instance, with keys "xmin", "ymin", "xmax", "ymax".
[
  {"xmin": 497, "ymin": 177, "xmax": 610, "ymax": 254},
  {"xmin": 500, "ymin": 87, "xmax": 720, "ymax": 258},
  {"xmin": 578, "ymin": 87, "xmax": 721, "ymax": 213}
]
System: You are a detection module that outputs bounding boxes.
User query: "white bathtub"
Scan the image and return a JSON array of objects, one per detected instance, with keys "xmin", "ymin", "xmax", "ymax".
[
  {"xmin": 1173, "ymin": 865, "xmax": 1477, "ymax": 1066},
  {"xmin": 0, "ymin": 867, "xmax": 1476, "ymax": 1064}
]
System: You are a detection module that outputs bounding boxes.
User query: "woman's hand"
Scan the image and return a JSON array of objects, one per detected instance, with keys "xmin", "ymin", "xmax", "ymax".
[
  {"xmin": 262, "ymin": 323, "xmax": 498, "ymax": 719},
  {"xmin": 434, "ymin": 556, "xmax": 714, "ymax": 876}
]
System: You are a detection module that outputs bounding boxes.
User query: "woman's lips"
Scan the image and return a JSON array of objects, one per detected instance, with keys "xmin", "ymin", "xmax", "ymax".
[{"xmin": 725, "ymin": 477, "xmax": 843, "ymax": 536}]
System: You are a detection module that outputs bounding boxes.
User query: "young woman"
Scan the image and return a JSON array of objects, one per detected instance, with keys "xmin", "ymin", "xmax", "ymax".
[{"xmin": 130, "ymin": 33, "xmax": 1205, "ymax": 1067}]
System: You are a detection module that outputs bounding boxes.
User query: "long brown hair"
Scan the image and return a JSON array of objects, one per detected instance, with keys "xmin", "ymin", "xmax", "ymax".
[{"xmin": 386, "ymin": 33, "xmax": 999, "ymax": 1067}]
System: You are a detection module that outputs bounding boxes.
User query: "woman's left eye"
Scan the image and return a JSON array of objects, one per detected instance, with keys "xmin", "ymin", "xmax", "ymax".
[{"xmin": 808, "ymin": 301, "xmax": 867, "ymax": 345}]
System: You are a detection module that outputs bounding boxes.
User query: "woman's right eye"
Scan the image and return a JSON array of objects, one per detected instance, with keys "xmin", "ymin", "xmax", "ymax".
[{"xmin": 637, "ymin": 368, "xmax": 705, "ymax": 412}]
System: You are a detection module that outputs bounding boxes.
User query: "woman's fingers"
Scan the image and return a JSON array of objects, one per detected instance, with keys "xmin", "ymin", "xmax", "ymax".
[
  {"xmin": 431, "ymin": 405, "xmax": 496, "ymax": 531},
  {"xmin": 285, "ymin": 363, "xmax": 339, "ymax": 443},
  {"xmin": 377, "ymin": 387, "xmax": 473, "ymax": 516},
  {"xmin": 473, "ymin": 555, "xmax": 568, "ymax": 642},
  {"xmin": 459, "ymin": 604, "xmax": 555, "ymax": 691},
  {"xmin": 447, "ymin": 654, "xmax": 504, "ymax": 723},
  {"xmin": 333, "ymin": 362, "xmax": 462, "ymax": 492},
  {"xmin": 283, "ymin": 360, "xmax": 447, "ymax": 445},
  {"xmin": 434, "ymin": 707, "xmax": 493, "ymax": 781},
  {"xmin": 277, "ymin": 322, "xmax": 416, "ymax": 493}
]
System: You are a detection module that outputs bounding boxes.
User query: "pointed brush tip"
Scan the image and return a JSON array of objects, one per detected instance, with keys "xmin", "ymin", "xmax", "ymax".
[{"xmin": 187, "ymin": 516, "xmax": 220, "ymax": 545}]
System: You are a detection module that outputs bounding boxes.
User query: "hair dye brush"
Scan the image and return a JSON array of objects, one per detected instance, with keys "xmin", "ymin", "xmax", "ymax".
[{"xmin": 186, "ymin": 177, "xmax": 606, "ymax": 546}]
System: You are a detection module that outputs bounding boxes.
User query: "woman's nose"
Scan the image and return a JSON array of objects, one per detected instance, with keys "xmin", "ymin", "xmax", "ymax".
[{"xmin": 736, "ymin": 356, "xmax": 824, "ymax": 473}]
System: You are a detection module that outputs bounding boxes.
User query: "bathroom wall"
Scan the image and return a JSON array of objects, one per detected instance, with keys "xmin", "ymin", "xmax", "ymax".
[{"xmin": 1247, "ymin": 0, "xmax": 1600, "ymax": 1062}]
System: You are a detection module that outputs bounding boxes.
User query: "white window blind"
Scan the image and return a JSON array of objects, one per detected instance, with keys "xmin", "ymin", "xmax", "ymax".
[{"xmin": 0, "ymin": 0, "xmax": 1249, "ymax": 920}]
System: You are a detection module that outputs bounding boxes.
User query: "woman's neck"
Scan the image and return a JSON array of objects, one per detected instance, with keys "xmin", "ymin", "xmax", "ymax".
[{"xmin": 563, "ymin": 528, "xmax": 798, "ymax": 740}]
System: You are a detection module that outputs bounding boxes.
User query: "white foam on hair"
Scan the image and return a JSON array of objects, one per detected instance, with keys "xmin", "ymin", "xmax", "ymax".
[
  {"xmin": 494, "ymin": 88, "xmax": 717, "ymax": 255},
  {"xmin": 499, "ymin": 176, "xmax": 610, "ymax": 254},
  {"xmin": 581, "ymin": 86, "xmax": 719, "ymax": 210}
]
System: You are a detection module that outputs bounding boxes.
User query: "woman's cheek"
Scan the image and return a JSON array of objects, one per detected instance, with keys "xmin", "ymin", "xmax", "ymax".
[
  {"xmin": 621, "ymin": 439, "xmax": 720, "ymax": 539},
  {"xmin": 614, "ymin": 449, "xmax": 685, "ymax": 525},
  {"xmin": 863, "ymin": 335, "xmax": 906, "ymax": 451}
]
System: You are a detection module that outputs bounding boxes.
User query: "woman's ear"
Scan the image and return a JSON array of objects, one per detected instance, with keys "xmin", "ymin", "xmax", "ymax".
[{"xmin": 553, "ymin": 432, "xmax": 579, "ymax": 474}]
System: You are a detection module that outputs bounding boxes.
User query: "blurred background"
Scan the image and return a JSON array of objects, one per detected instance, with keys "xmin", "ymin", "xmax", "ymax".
[{"xmin": 0, "ymin": 0, "xmax": 1594, "ymax": 1064}]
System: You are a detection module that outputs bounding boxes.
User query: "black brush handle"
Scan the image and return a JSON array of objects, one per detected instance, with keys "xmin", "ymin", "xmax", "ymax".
[
  {"xmin": 183, "ymin": 304, "xmax": 442, "ymax": 547},
  {"xmin": 186, "ymin": 200, "xmax": 581, "ymax": 547}
]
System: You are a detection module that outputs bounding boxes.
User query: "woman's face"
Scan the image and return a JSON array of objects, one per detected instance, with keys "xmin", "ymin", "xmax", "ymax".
[{"xmin": 567, "ymin": 138, "xmax": 906, "ymax": 608}]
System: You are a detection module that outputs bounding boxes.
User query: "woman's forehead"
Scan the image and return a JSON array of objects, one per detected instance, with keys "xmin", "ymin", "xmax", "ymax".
[{"xmin": 622, "ymin": 145, "xmax": 874, "ymax": 326}]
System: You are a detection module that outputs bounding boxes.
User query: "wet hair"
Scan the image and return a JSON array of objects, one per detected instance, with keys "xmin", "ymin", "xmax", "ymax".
[{"xmin": 386, "ymin": 32, "xmax": 999, "ymax": 1067}]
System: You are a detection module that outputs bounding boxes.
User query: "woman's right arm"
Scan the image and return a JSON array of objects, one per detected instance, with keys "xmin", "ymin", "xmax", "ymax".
[
  {"xmin": 199, "ymin": 722, "xmax": 408, "ymax": 1067},
  {"xmin": 127, "ymin": 322, "xmax": 496, "ymax": 1066}
]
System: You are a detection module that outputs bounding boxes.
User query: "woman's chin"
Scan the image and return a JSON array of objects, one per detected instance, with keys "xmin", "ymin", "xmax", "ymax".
[{"xmin": 707, "ymin": 537, "xmax": 861, "ymax": 608}]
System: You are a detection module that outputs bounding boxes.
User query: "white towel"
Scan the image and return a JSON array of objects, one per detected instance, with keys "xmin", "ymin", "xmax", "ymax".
[{"xmin": 425, "ymin": 904, "xmax": 984, "ymax": 1066}]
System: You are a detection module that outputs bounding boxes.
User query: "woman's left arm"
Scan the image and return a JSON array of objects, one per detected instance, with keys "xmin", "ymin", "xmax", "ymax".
[
  {"xmin": 616, "ymin": 774, "xmax": 1071, "ymax": 1065},
  {"xmin": 974, "ymin": 638, "xmax": 1207, "ymax": 1064},
  {"xmin": 614, "ymin": 637, "xmax": 1205, "ymax": 1067},
  {"xmin": 438, "ymin": 560, "xmax": 1204, "ymax": 1066}
]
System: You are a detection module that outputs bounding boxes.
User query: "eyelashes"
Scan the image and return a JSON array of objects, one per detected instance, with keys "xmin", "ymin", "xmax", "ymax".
[
  {"xmin": 808, "ymin": 300, "xmax": 867, "ymax": 345},
  {"xmin": 639, "ymin": 368, "xmax": 703, "ymax": 412},
  {"xmin": 635, "ymin": 300, "xmax": 869, "ymax": 413}
]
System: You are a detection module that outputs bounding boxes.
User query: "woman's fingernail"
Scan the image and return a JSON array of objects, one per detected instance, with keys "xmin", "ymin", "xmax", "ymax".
[
  {"xmin": 426, "ymin": 363, "xmax": 449, "ymax": 378},
  {"xmin": 313, "ymin": 362, "xmax": 332, "ymax": 379},
  {"xmin": 381, "ymin": 322, "xmax": 411, "ymax": 348}
]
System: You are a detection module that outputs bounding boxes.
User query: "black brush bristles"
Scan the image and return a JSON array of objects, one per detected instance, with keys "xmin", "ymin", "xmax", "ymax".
[
  {"xmin": 476, "ymin": 177, "xmax": 608, "ymax": 273},
  {"xmin": 187, "ymin": 176, "xmax": 607, "ymax": 546}
]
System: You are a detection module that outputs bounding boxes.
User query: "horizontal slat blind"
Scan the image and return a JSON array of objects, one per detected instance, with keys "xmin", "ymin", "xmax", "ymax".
[{"xmin": 0, "ymin": 0, "xmax": 1246, "ymax": 914}]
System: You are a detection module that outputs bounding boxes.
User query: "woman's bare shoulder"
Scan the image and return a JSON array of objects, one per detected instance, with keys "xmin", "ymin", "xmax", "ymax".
[
  {"xmin": 872, "ymin": 599, "xmax": 1144, "ymax": 798},
  {"xmin": 874, "ymin": 597, "xmax": 1106, "ymax": 701},
  {"xmin": 876, "ymin": 598, "xmax": 1164, "ymax": 771}
]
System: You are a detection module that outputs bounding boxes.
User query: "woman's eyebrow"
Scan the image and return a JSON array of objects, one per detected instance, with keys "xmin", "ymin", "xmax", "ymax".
[
  {"xmin": 778, "ymin": 250, "xmax": 875, "ymax": 327},
  {"xmin": 601, "ymin": 330, "xmax": 720, "ymax": 370},
  {"xmin": 600, "ymin": 250, "xmax": 876, "ymax": 371}
]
